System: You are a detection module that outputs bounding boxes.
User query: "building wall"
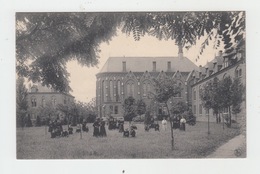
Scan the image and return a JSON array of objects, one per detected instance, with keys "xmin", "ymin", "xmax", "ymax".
[
  {"xmin": 191, "ymin": 59, "xmax": 246, "ymax": 122},
  {"xmin": 96, "ymin": 71, "xmax": 193, "ymax": 118},
  {"xmin": 27, "ymin": 92, "xmax": 74, "ymax": 120}
]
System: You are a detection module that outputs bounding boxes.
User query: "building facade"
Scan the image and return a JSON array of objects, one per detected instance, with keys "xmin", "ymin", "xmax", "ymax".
[
  {"xmin": 190, "ymin": 51, "xmax": 246, "ymax": 122},
  {"xmin": 27, "ymin": 83, "xmax": 74, "ymax": 120},
  {"xmin": 96, "ymin": 56, "xmax": 199, "ymax": 118}
]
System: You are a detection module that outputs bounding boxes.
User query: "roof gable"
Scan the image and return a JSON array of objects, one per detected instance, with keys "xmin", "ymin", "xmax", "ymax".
[{"xmin": 98, "ymin": 57, "xmax": 199, "ymax": 73}]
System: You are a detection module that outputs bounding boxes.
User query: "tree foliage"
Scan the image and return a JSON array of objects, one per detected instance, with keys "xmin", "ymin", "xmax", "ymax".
[
  {"xmin": 57, "ymin": 98, "xmax": 97, "ymax": 125},
  {"xmin": 16, "ymin": 12, "xmax": 245, "ymax": 92},
  {"xmin": 136, "ymin": 99, "xmax": 146, "ymax": 116},
  {"xmin": 200, "ymin": 76, "xmax": 245, "ymax": 127},
  {"xmin": 152, "ymin": 77, "xmax": 181, "ymax": 104},
  {"xmin": 231, "ymin": 77, "xmax": 245, "ymax": 115},
  {"xmin": 123, "ymin": 96, "xmax": 137, "ymax": 122},
  {"xmin": 16, "ymin": 13, "xmax": 120, "ymax": 92},
  {"xmin": 16, "ymin": 77, "xmax": 28, "ymax": 127},
  {"xmin": 170, "ymin": 100, "xmax": 188, "ymax": 116}
]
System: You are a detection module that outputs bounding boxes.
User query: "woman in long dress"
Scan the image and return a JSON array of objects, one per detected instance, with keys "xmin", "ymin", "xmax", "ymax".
[
  {"xmin": 100, "ymin": 120, "xmax": 107, "ymax": 137},
  {"xmin": 93, "ymin": 120, "xmax": 100, "ymax": 137}
]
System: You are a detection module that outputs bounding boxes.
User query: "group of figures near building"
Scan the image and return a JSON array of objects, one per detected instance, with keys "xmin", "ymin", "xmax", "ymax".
[
  {"xmin": 172, "ymin": 116, "xmax": 187, "ymax": 131},
  {"xmin": 48, "ymin": 119, "xmax": 89, "ymax": 138},
  {"xmin": 145, "ymin": 117, "xmax": 160, "ymax": 132},
  {"xmin": 93, "ymin": 118, "xmax": 107, "ymax": 137}
]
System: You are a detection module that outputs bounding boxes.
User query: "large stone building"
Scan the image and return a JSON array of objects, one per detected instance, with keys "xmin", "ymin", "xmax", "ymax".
[
  {"xmin": 190, "ymin": 50, "xmax": 246, "ymax": 122},
  {"xmin": 96, "ymin": 55, "xmax": 199, "ymax": 118},
  {"xmin": 27, "ymin": 83, "xmax": 74, "ymax": 120}
]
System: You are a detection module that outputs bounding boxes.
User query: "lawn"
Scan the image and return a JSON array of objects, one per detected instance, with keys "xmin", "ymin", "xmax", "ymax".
[{"xmin": 16, "ymin": 122, "xmax": 241, "ymax": 159}]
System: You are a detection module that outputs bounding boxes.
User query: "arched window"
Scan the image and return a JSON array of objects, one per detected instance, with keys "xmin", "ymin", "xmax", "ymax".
[
  {"xmin": 109, "ymin": 80, "xmax": 113, "ymax": 101},
  {"xmin": 42, "ymin": 96, "xmax": 46, "ymax": 107},
  {"xmin": 116, "ymin": 80, "xmax": 121, "ymax": 102},
  {"xmin": 143, "ymin": 80, "xmax": 151, "ymax": 97},
  {"xmin": 52, "ymin": 96, "xmax": 56, "ymax": 107},
  {"xmin": 193, "ymin": 89, "xmax": 196, "ymax": 100},
  {"xmin": 102, "ymin": 80, "xmax": 106, "ymax": 102},
  {"xmin": 31, "ymin": 96, "xmax": 37, "ymax": 107},
  {"xmin": 126, "ymin": 81, "xmax": 135, "ymax": 97},
  {"xmin": 178, "ymin": 82, "xmax": 182, "ymax": 97}
]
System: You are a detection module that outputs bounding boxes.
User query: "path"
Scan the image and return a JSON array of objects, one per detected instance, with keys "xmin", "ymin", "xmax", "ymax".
[{"xmin": 207, "ymin": 134, "xmax": 246, "ymax": 158}]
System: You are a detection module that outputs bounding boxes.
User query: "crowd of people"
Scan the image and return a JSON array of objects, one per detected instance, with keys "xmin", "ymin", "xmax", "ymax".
[
  {"xmin": 172, "ymin": 116, "xmax": 186, "ymax": 131},
  {"xmin": 93, "ymin": 118, "xmax": 107, "ymax": 137},
  {"xmin": 48, "ymin": 114, "xmax": 188, "ymax": 139},
  {"xmin": 48, "ymin": 119, "xmax": 89, "ymax": 138}
]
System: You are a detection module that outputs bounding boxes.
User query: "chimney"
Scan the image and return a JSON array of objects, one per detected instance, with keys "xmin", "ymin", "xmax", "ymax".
[{"xmin": 218, "ymin": 50, "xmax": 223, "ymax": 57}]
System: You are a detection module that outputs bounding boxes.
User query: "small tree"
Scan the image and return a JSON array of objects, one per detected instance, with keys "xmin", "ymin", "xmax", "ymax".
[
  {"xmin": 136, "ymin": 99, "xmax": 146, "ymax": 117},
  {"xmin": 144, "ymin": 110, "xmax": 152, "ymax": 125},
  {"xmin": 200, "ymin": 81, "xmax": 213, "ymax": 134},
  {"xmin": 25, "ymin": 114, "xmax": 33, "ymax": 127},
  {"xmin": 211, "ymin": 77, "xmax": 222, "ymax": 124},
  {"xmin": 231, "ymin": 77, "xmax": 245, "ymax": 121},
  {"xmin": 170, "ymin": 100, "xmax": 188, "ymax": 117},
  {"xmin": 218, "ymin": 77, "xmax": 233, "ymax": 127},
  {"xmin": 123, "ymin": 96, "xmax": 137, "ymax": 122},
  {"xmin": 152, "ymin": 77, "xmax": 181, "ymax": 150},
  {"xmin": 35, "ymin": 115, "xmax": 42, "ymax": 127}
]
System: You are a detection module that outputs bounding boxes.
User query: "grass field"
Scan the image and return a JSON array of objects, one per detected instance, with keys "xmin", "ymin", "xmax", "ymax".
[{"xmin": 16, "ymin": 122, "xmax": 241, "ymax": 159}]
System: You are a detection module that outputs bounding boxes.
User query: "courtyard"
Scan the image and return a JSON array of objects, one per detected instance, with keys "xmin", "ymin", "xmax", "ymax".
[{"xmin": 17, "ymin": 121, "xmax": 242, "ymax": 159}]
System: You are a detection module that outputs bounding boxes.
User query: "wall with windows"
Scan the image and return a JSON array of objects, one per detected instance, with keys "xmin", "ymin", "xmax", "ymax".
[
  {"xmin": 191, "ymin": 58, "xmax": 246, "ymax": 122},
  {"xmin": 96, "ymin": 70, "xmax": 192, "ymax": 118},
  {"xmin": 27, "ymin": 91, "xmax": 74, "ymax": 120}
]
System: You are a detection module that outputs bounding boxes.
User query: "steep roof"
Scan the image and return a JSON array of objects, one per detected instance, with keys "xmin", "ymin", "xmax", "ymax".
[{"xmin": 98, "ymin": 57, "xmax": 199, "ymax": 74}]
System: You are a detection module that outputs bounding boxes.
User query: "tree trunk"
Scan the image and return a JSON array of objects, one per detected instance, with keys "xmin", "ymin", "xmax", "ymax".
[
  {"xmin": 178, "ymin": 44, "xmax": 183, "ymax": 59},
  {"xmin": 207, "ymin": 108, "xmax": 210, "ymax": 135},
  {"xmin": 222, "ymin": 111, "xmax": 225, "ymax": 130},
  {"xmin": 165, "ymin": 102, "xmax": 174, "ymax": 150},
  {"xmin": 228, "ymin": 106, "xmax": 232, "ymax": 128},
  {"xmin": 178, "ymin": 44, "xmax": 183, "ymax": 54}
]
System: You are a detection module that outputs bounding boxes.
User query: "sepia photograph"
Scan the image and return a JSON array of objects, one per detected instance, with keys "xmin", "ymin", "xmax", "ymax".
[{"xmin": 15, "ymin": 11, "xmax": 246, "ymax": 159}]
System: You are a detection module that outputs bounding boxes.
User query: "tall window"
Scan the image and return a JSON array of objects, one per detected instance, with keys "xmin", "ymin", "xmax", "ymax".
[
  {"xmin": 122, "ymin": 61, "xmax": 126, "ymax": 72},
  {"xmin": 126, "ymin": 81, "xmax": 135, "ymax": 97},
  {"xmin": 114, "ymin": 106, "xmax": 118, "ymax": 114},
  {"xmin": 239, "ymin": 69, "xmax": 242, "ymax": 77},
  {"xmin": 178, "ymin": 82, "xmax": 182, "ymax": 97},
  {"xmin": 52, "ymin": 96, "xmax": 56, "ymax": 107},
  {"xmin": 193, "ymin": 105, "xmax": 196, "ymax": 115},
  {"xmin": 116, "ymin": 80, "xmax": 121, "ymax": 102},
  {"xmin": 42, "ymin": 96, "xmax": 46, "ymax": 107},
  {"xmin": 143, "ymin": 81, "xmax": 151, "ymax": 97},
  {"xmin": 193, "ymin": 89, "xmax": 196, "ymax": 100},
  {"xmin": 31, "ymin": 97, "xmax": 37, "ymax": 107},
  {"xmin": 109, "ymin": 80, "xmax": 113, "ymax": 101},
  {"xmin": 109, "ymin": 105, "xmax": 113, "ymax": 113},
  {"xmin": 199, "ymin": 104, "xmax": 202, "ymax": 115},
  {"xmin": 102, "ymin": 80, "xmax": 106, "ymax": 102},
  {"xmin": 153, "ymin": 61, "xmax": 156, "ymax": 71}
]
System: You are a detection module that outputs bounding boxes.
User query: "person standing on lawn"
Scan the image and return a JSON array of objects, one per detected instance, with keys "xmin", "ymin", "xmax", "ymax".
[
  {"xmin": 100, "ymin": 119, "xmax": 107, "ymax": 137},
  {"xmin": 180, "ymin": 116, "xmax": 186, "ymax": 131},
  {"xmin": 162, "ymin": 117, "xmax": 167, "ymax": 131},
  {"xmin": 93, "ymin": 119, "xmax": 100, "ymax": 137}
]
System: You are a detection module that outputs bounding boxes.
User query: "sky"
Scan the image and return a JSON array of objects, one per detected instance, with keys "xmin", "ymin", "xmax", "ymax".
[{"xmin": 67, "ymin": 30, "xmax": 221, "ymax": 103}]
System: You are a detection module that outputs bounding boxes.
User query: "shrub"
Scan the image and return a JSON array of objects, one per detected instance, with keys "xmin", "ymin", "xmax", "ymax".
[{"xmin": 132, "ymin": 115, "xmax": 145, "ymax": 122}]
